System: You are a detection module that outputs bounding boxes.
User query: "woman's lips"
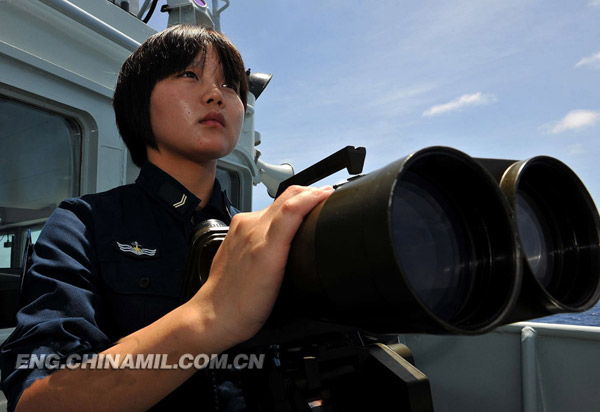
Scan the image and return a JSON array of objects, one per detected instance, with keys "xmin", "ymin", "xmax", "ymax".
[{"xmin": 200, "ymin": 111, "xmax": 226, "ymax": 127}]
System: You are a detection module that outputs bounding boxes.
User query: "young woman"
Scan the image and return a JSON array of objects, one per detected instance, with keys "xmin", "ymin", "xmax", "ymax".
[{"xmin": 0, "ymin": 25, "xmax": 333, "ymax": 412}]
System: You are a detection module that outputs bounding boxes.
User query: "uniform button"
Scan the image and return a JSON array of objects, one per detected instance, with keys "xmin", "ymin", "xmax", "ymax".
[{"xmin": 139, "ymin": 277, "xmax": 151, "ymax": 289}]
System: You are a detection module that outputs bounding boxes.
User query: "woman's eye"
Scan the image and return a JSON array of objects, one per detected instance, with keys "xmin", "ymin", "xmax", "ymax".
[
  {"xmin": 222, "ymin": 83, "xmax": 240, "ymax": 94},
  {"xmin": 179, "ymin": 71, "xmax": 198, "ymax": 79}
]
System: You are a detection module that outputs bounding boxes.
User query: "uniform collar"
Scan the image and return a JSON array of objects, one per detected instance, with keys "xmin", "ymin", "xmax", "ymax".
[{"xmin": 135, "ymin": 162, "xmax": 230, "ymax": 222}]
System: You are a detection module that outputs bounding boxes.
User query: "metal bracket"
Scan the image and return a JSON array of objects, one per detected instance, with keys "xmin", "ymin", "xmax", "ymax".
[{"xmin": 275, "ymin": 146, "xmax": 366, "ymax": 198}]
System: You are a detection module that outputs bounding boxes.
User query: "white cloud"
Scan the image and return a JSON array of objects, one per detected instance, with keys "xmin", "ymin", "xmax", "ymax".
[
  {"xmin": 589, "ymin": 0, "xmax": 600, "ymax": 7},
  {"xmin": 422, "ymin": 92, "xmax": 497, "ymax": 117},
  {"xmin": 369, "ymin": 84, "xmax": 437, "ymax": 108},
  {"xmin": 575, "ymin": 51, "xmax": 600, "ymax": 69},
  {"xmin": 547, "ymin": 110, "xmax": 600, "ymax": 134}
]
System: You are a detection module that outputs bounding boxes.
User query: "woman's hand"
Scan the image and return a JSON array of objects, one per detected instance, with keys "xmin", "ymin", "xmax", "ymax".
[{"xmin": 190, "ymin": 185, "xmax": 334, "ymax": 347}]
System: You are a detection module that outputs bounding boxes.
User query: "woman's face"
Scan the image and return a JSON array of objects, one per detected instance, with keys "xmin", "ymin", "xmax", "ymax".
[{"xmin": 148, "ymin": 46, "xmax": 245, "ymax": 166}]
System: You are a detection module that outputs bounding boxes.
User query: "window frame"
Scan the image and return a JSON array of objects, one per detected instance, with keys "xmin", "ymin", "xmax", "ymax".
[{"xmin": 0, "ymin": 86, "xmax": 95, "ymax": 271}]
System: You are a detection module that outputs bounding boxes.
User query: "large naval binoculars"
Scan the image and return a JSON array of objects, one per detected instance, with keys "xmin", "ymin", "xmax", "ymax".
[{"xmin": 183, "ymin": 146, "xmax": 600, "ymax": 336}]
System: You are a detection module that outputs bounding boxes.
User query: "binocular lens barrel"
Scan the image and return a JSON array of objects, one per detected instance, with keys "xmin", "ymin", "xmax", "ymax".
[
  {"xmin": 489, "ymin": 157, "xmax": 600, "ymax": 317},
  {"xmin": 285, "ymin": 147, "xmax": 521, "ymax": 334},
  {"xmin": 185, "ymin": 147, "xmax": 600, "ymax": 338}
]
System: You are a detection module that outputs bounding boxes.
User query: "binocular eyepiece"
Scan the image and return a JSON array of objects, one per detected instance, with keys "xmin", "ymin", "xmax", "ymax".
[{"xmin": 184, "ymin": 146, "xmax": 600, "ymax": 336}]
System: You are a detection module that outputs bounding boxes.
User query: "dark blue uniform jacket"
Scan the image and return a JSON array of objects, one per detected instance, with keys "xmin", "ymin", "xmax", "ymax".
[{"xmin": 0, "ymin": 162, "xmax": 242, "ymax": 411}]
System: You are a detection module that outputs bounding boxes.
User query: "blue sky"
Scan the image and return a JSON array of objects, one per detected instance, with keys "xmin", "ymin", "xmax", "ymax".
[{"xmin": 150, "ymin": 1, "xmax": 600, "ymax": 211}]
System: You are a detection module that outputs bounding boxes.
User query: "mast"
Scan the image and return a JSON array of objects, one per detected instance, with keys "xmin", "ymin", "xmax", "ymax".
[{"xmin": 211, "ymin": 0, "xmax": 230, "ymax": 32}]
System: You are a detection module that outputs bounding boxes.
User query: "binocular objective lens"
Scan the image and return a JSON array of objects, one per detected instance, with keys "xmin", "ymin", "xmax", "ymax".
[
  {"xmin": 515, "ymin": 192, "xmax": 552, "ymax": 287},
  {"xmin": 391, "ymin": 175, "xmax": 469, "ymax": 322}
]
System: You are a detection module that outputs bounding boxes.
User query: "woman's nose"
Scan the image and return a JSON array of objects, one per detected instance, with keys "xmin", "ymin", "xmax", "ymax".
[{"xmin": 203, "ymin": 84, "xmax": 224, "ymax": 106}]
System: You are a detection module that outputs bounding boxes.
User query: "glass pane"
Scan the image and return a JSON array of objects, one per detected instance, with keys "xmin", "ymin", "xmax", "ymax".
[
  {"xmin": 0, "ymin": 96, "xmax": 81, "ymax": 269},
  {"xmin": 30, "ymin": 228, "xmax": 42, "ymax": 244},
  {"xmin": 0, "ymin": 233, "xmax": 13, "ymax": 268}
]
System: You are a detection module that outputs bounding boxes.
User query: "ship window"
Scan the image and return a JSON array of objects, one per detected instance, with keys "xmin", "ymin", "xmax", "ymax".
[
  {"xmin": 0, "ymin": 96, "xmax": 82, "ymax": 269},
  {"xmin": 0, "ymin": 233, "xmax": 13, "ymax": 268},
  {"xmin": 216, "ymin": 167, "xmax": 241, "ymax": 209}
]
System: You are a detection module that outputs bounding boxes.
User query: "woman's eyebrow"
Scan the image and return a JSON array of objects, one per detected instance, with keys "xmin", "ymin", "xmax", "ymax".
[
  {"xmin": 188, "ymin": 53, "xmax": 208, "ymax": 69},
  {"xmin": 187, "ymin": 60, "xmax": 203, "ymax": 70}
]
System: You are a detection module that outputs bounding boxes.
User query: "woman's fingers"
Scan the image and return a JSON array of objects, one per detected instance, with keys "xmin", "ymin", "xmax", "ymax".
[
  {"xmin": 194, "ymin": 185, "xmax": 335, "ymax": 346},
  {"xmin": 262, "ymin": 185, "xmax": 334, "ymax": 245}
]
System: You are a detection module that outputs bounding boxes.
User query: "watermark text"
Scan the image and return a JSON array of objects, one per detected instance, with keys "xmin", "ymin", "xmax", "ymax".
[{"xmin": 16, "ymin": 353, "xmax": 264, "ymax": 371}]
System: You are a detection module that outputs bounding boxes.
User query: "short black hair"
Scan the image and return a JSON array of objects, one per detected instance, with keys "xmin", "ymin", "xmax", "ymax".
[{"xmin": 113, "ymin": 25, "xmax": 248, "ymax": 167}]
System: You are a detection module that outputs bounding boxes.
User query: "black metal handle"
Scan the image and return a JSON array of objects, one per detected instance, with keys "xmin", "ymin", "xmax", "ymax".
[{"xmin": 275, "ymin": 146, "xmax": 367, "ymax": 198}]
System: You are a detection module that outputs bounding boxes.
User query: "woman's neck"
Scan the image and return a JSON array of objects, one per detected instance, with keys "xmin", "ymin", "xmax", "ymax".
[{"xmin": 147, "ymin": 150, "xmax": 217, "ymax": 209}]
